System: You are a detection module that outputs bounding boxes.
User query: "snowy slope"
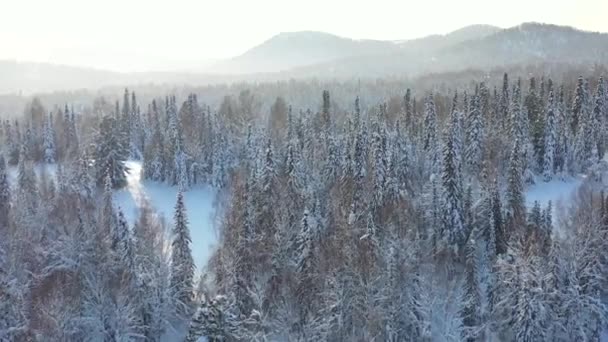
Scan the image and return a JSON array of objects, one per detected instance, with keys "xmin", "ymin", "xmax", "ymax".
[{"xmin": 114, "ymin": 161, "xmax": 218, "ymax": 272}]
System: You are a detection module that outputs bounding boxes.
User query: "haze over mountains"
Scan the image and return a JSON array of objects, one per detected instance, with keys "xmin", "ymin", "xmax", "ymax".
[{"xmin": 2, "ymin": 22, "xmax": 608, "ymax": 94}]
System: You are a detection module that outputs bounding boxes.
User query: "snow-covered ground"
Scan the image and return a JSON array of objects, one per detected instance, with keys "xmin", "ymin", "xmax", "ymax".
[
  {"xmin": 525, "ymin": 176, "xmax": 584, "ymax": 210},
  {"xmin": 114, "ymin": 161, "xmax": 218, "ymax": 272},
  {"xmin": 7, "ymin": 161, "xmax": 218, "ymax": 271}
]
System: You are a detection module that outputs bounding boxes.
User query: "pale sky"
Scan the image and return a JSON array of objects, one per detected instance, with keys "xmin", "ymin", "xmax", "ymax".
[{"xmin": 1, "ymin": 0, "xmax": 607, "ymax": 72}]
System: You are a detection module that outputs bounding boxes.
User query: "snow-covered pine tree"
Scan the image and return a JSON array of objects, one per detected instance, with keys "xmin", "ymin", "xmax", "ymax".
[
  {"xmin": 17, "ymin": 143, "xmax": 37, "ymax": 206},
  {"xmin": 43, "ymin": 113, "xmax": 56, "ymax": 163},
  {"xmin": 371, "ymin": 120, "xmax": 388, "ymax": 206},
  {"xmin": 71, "ymin": 152, "xmax": 95, "ymax": 200},
  {"xmin": 94, "ymin": 115, "xmax": 129, "ymax": 188},
  {"xmin": 99, "ymin": 173, "xmax": 116, "ymax": 239},
  {"xmin": 404, "ymin": 88, "xmax": 412, "ymax": 132},
  {"xmin": 439, "ymin": 124, "xmax": 465, "ymax": 255},
  {"xmin": 67, "ymin": 105, "xmax": 80, "ymax": 159},
  {"xmin": 593, "ymin": 80, "xmax": 606, "ymax": 161},
  {"xmin": 144, "ymin": 100, "xmax": 166, "ymax": 182},
  {"xmin": 462, "ymin": 237, "xmax": 482, "ymax": 341},
  {"xmin": 571, "ymin": 76, "xmax": 585, "ymax": 135},
  {"xmin": 423, "ymin": 94, "xmax": 439, "ymax": 173},
  {"xmin": 111, "ymin": 209, "xmax": 136, "ymax": 281},
  {"xmin": 465, "ymin": 93, "xmax": 484, "ymax": 176},
  {"xmin": 0, "ymin": 155, "xmax": 9, "ymax": 231},
  {"xmin": 122, "ymin": 88, "xmax": 131, "ymax": 145},
  {"xmin": 0, "ymin": 243, "xmax": 27, "ymax": 341},
  {"xmin": 186, "ymin": 295, "xmax": 236, "ymax": 342},
  {"xmin": 554, "ymin": 85, "xmax": 568, "ymax": 174},
  {"xmin": 506, "ymin": 138, "xmax": 525, "ymax": 238},
  {"xmin": 293, "ymin": 205, "xmax": 317, "ymax": 317},
  {"xmin": 450, "ymin": 92, "xmax": 463, "ymax": 178},
  {"xmin": 170, "ymin": 191, "xmax": 194, "ymax": 314},
  {"xmin": 526, "ymin": 77, "xmax": 545, "ymax": 173},
  {"xmin": 500, "ymin": 73, "xmax": 510, "ymax": 130},
  {"xmin": 543, "ymin": 90, "xmax": 557, "ymax": 182}
]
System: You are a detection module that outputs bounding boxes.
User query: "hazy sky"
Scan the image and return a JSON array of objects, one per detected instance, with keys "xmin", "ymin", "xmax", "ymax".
[{"xmin": 2, "ymin": 0, "xmax": 607, "ymax": 72}]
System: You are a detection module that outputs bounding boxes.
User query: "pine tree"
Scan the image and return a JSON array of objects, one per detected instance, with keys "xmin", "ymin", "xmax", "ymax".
[
  {"xmin": 186, "ymin": 295, "xmax": 235, "ymax": 342},
  {"xmin": 94, "ymin": 115, "xmax": 129, "ymax": 188},
  {"xmin": 593, "ymin": 80, "xmax": 606, "ymax": 161},
  {"xmin": 462, "ymin": 238, "xmax": 482, "ymax": 341},
  {"xmin": 506, "ymin": 139, "xmax": 526, "ymax": 239},
  {"xmin": 526, "ymin": 77, "xmax": 545, "ymax": 172},
  {"xmin": 17, "ymin": 143, "xmax": 37, "ymax": 198},
  {"xmin": 404, "ymin": 88, "xmax": 412, "ymax": 131},
  {"xmin": 171, "ymin": 191, "xmax": 194, "ymax": 313},
  {"xmin": 72, "ymin": 152, "xmax": 95, "ymax": 200},
  {"xmin": 100, "ymin": 173, "xmax": 116, "ymax": 237},
  {"xmin": 543, "ymin": 90, "xmax": 557, "ymax": 182},
  {"xmin": 111, "ymin": 209, "xmax": 136, "ymax": 279},
  {"xmin": 555, "ymin": 85, "xmax": 568, "ymax": 174},
  {"xmin": 424, "ymin": 94, "xmax": 439, "ymax": 174},
  {"xmin": 500, "ymin": 73, "xmax": 510, "ymax": 131},
  {"xmin": 571, "ymin": 76, "xmax": 585, "ymax": 135},
  {"xmin": 43, "ymin": 113, "xmax": 56, "ymax": 163},
  {"xmin": 0, "ymin": 155, "xmax": 9, "ymax": 231},
  {"xmin": 67, "ymin": 106, "xmax": 80, "ymax": 159},
  {"xmin": 371, "ymin": 122, "xmax": 388, "ymax": 206},
  {"xmin": 439, "ymin": 124, "xmax": 465, "ymax": 254},
  {"xmin": 144, "ymin": 100, "xmax": 165, "ymax": 182},
  {"xmin": 465, "ymin": 93, "xmax": 484, "ymax": 175},
  {"xmin": 0, "ymin": 243, "xmax": 27, "ymax": 341}
]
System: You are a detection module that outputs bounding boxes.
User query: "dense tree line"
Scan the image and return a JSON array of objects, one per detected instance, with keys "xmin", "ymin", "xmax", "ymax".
[{"xmin": 1, "ymin": 72, "xmax": 608, "ymax": 341}]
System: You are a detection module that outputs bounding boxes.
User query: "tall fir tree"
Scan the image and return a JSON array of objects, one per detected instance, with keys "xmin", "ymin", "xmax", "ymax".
[
  {"xmin": 0, "ymin": 155, "xmax": 9, "ymax": 231},
  {"xmin": 171, "ymin": 191, "xmax": 194, "ymax": 313},
  {"xmin": 543, "ymin": 90, "xmax": 557, "ymax": 181},
  {"xmin": 465, "ymin": 93, "xmax": 484, "ymax": 176},
  {"xmin": 43, "ymin": 113, "xmax": 56, "ymax": 163},
  {"xmin": 439, "ymin": 124, "xmax": 465, "ymax": 254},
  {"xmin": 506, "ymin": 139, "xmax": 525, "ymax": 238},
  {"xmin": 94, "ymin": 115, "xmax": 129, "ymax": 188}
]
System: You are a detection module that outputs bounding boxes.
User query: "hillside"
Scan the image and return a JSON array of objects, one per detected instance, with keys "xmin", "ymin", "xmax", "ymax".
[{"xmin": 209, "ymin": 31, "xmax": 402, "ymax": 74}]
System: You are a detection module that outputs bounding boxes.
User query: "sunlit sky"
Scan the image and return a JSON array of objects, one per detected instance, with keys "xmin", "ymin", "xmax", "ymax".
[{"xmin": 1, "ymin": 0, "xmax": 607, "ymax": 72}]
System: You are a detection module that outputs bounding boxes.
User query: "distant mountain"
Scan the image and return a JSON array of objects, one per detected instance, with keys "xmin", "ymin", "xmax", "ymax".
[
  {"xmin": 3, "ymin": 23, "xmax": 608, "ymax": 94},
  {"xmin": 210, "ymin": 31, "xmax": 402, "ymax": 74},
  {"xmin": 0, "ymin": 61, "xmax": 247, "ymax": 95},
  {"xmin": 280, "ymin": 23, "xmax": 608, "ymax": 78},
  {"xmin": 395, "ymin": 24, "xmax": 501, "ymax": 51},
  {"xmin": 0, "ymin": 60, "xmax": 124, "ymax": 94},
  {"xmin": 445, "ymin": 23, "xmax": 608, "ymax": 68}
]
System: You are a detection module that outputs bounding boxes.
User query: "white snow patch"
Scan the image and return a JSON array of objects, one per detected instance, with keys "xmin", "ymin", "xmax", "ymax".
[
  {"xmin": 525, "ymin": 176, "xmax": 583, "ymax": 210},
  {"xmin": 114, "ymin": 161, "xmax": 218, "ymax": 272}
]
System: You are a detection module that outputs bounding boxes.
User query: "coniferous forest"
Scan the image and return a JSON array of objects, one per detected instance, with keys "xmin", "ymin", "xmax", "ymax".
[{"xmin": 2, "ymin": 70, "xmax": 608, "ymax": 342}]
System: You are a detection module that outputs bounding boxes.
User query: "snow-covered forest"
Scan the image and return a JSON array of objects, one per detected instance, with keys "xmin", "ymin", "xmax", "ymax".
[{"xmin": 2, "ymin": 71, "xmax": 608, "ymax": 341}]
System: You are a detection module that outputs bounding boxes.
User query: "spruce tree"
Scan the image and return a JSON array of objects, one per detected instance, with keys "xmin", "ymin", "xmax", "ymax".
[
  {"xmin": 507, "ymin": 139, "xmax": 525, "ymax": 237},
  {"xmin": 571, "ymin": 76, "xmax": 585, "ymax": 135},
  {"xmin": 543, "ymin": 90, "xmax": 557, "ymax": 181},
  {"xmin": 404, "ymin": 88, "xmax": 412, "ymax": 131},
  {"xmin": 465, "ymin": 93, "xmax": 484, "ymax": 175},
  {"xmin": 500, "ymin": 73, "xmax": 510, "ymax": 130},
  {"xmin": 170, "ymin": 191, "xmax": 194, "ymax": 312},
  {"xmin": 0, "ymin": 155, "xmax": 9, "ymax": 231},
  {"xmin": 424, "ymin": 94, "xmax": 439, "ymax": 174},
  {"xmin": 94, "ymin": 115, "xmax": 129, "ymax": 188},
  {"xmin": 440, "ymin": 125, "xmax": 465, "ymax": 254},
  {"xmin": 462, "ymin": 238, "xmax": 482, "ymax": 341},
  {"xmin": 43, "ymin": 113, "xmax": 56, "ymax": 163},
  {"xmin": 593, "ymin": 80, "xmax": 606, "ymax": 160}
]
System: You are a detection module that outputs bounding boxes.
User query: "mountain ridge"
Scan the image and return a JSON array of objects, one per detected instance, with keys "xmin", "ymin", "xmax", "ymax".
[{"xmin": 2, "ymin": 22, "xmax": 608, "ymax": 94}]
